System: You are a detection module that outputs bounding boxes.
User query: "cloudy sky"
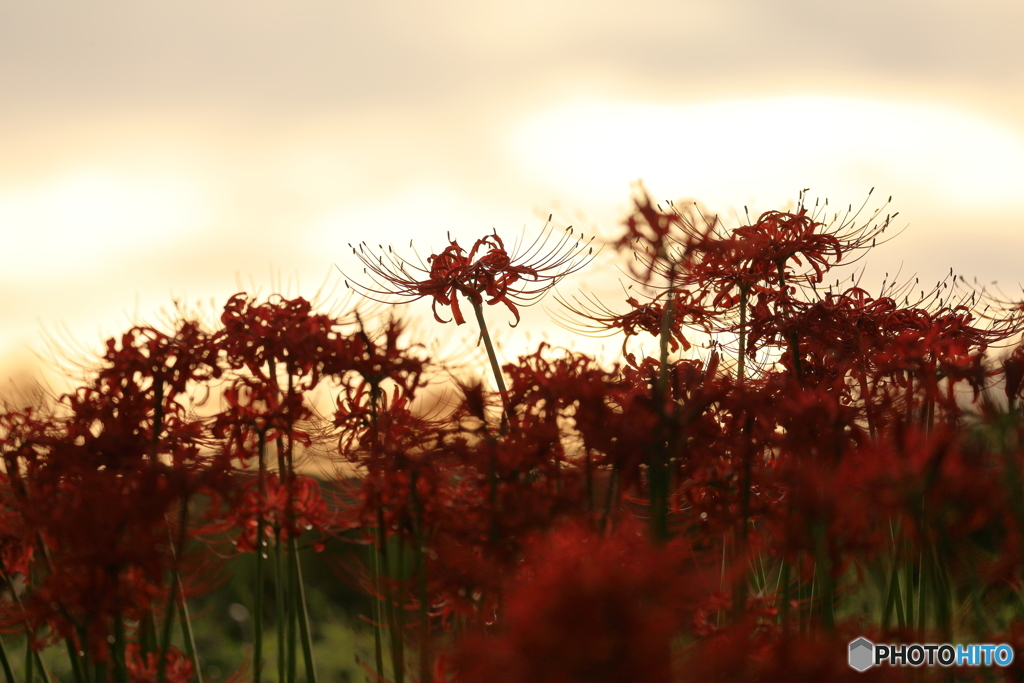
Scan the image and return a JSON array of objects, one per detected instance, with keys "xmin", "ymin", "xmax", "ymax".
[{"xmin": 2, "ymin": 0, "xmax": 1023, "ymax": 390}]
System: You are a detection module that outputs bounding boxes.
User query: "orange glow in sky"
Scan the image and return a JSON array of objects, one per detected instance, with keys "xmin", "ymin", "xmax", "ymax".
[{"xmin": 2, "ymin": 0, "xmax": 1023, "ymax": 392}]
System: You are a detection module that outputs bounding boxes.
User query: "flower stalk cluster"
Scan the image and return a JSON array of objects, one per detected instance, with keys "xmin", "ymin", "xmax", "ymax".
[{"xmin": 4, "ymin": 193, "xmax": 1024, "ymax": 683}]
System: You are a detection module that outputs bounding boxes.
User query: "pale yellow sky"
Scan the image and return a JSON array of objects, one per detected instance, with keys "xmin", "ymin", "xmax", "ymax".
[{"xmin": 2, "ymin": 0, "xmax": 1023, "ymax": 391}]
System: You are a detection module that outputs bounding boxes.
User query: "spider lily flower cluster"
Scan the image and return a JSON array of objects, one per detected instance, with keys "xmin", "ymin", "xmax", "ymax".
[
  {"xmin": 343, "ymin": 219, "xmax": 595, "ymax": 326},
  {"xmin": 4, "ymin": 190, "xmax": 1024, "ymax": 683}
]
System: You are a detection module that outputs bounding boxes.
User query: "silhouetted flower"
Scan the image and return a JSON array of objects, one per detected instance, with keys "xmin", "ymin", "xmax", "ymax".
[{"xmin": 345, "ymin": 221, "xmax": 595, "ymax": 326}]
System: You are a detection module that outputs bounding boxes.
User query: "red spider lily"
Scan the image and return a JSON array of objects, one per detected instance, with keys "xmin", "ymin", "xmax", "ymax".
[
  {"xmin": 344, "ymin": 221, "xmax": 595, "ymax": 326},
  {"xmin": 126, "ymin": 643, "xmax": 195, "ymax": 683},
  {"xmin": 714, "ymin": 190, "xmax": 896, "ymax": 284},
  {"xmin": 324, "ymin": 316, "xmax": 429, "ymax": 400},
  {"xmin": 463, "ymin": 413, "xmax": 585, "ymax": 539},
  {"xmin": 7, "ymin": 398, "xmax": 228, "ymax": 652},
  {"xmin": 98, "ymin": 321, "xmax": 222, "ymax": 401},
  {"xmin": 334, "ymin": 381, "xmax": 442, "ymax": 468},
  {"xmin": 728, "ymin": 209, "xmax": 841, "ymax": 285},
  {"xmin": 457, "ymin": 521, "xmax": 704, "ymax": 683},
  {"xmin": 220, "ymin": 293, "xmax": 339, "ymax": 384},
  {"xmin": 213, "ymin": 375, "xmax": 313, "ymax": 464},
  {"xmin": 553, "ymin": 289, "xmax": 716, "ymax": 356},
  {"xmin": 11, "ymin": 187, "xmax": 1024, "ymax": 683},
  {"xmin": 10, "ymin": 464, "xmax": 207, "ymax": 657},
  {"xmin": 621, "ymin": 190, "xmax": 894, "ymax": 291},
  {"xmin": 617, "ymin": 190, "xmax": 719, "ymax": 285},
  {"xmin": 44, "ymin": 318, "xmax": 223, "ymax": 474},
  {"xmin": 229, "ymin": 472, "xmax": 331, "ymax": 551},
  {"xmin": 0, "ymin": 314, "xmax": 237, "ymax": 666},
  {"xmin": 498, "ymin": 344, "xmax": 656, "ymax": 498}
]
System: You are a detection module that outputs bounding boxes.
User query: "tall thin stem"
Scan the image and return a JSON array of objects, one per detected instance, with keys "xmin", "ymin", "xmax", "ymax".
[
  {"xmin": 365, "ymin": 376, "xmax": 386, "ymax": 683},
  {"xmin": 253, "ymin": 431, "xmax": 267, "ymax": 683},
  {"xmin": 472, "ymin": 299, "xmax": 511, "ymax": 548},
  {"xmin": 0, "ymin": 633, "xmax": 16, "ymax": 683},
  {"xmin": 1, "ymin": 566, "xmax": 52, "ymax": 683},
  {"xmin": 111, "ymin": 610, "xmax": 128, "ymax": 683},
  {"xmin": 411, "ymin": 471, "xmax": 430, "ymax": 683},
  {"xmin": 157, "ymin": 501, "xmax": 191, "ymax": 683},
  {"xmin": 369, "ymin": 543, "xmax": 385, "ymax": 682},
  {"xmin": 737, "ymin": 285, "xmax": 748, "ymax": 383},
  {"xmin": 650, "ymin": 266, "xmax": 677, "ymax": 542},
  {"xmin": 732, "ymin": 417, "xmax": 754, "ymax": 622},
  {"xmin": 274, "ymin": 529, "xmax": 287, "ymax": 683},
  {"xmin": 289, "ymin": 536, "xmax": 318, "ymax": 683},
  {"xmin": 471, "ymin": 301, "xmax": 513, "ymax": 430},
  {"xmin": 177, "ymin": 574, "xmax": 203, "ymax": 683},
  {"xmin": 813, "ymin": 521, "xmax": 835, "ymax": 630},
  {"xmin": 378, "ymin": 513, "xmax": 405, "ymax": 683}
]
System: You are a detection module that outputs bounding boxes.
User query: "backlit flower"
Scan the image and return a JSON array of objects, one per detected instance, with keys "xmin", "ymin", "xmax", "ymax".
[{"xmin": 344, "ymin": 220, "xmax": 595, "ymax": 326}]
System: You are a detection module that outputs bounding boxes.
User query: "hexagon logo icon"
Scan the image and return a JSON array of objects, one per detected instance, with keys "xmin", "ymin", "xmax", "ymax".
[{"xmin": 849, "ymin": 637, "xmax": 874, "ymax": 672}]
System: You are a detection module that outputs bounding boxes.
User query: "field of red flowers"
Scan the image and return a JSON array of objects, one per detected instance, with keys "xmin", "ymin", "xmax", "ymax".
[{"xmin": 3, "ymin": 189, "xmax": 1024, "ymax": 683}]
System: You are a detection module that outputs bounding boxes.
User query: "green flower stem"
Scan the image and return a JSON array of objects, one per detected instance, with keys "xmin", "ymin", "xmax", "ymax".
[
  {"xmin": 812, "ymin": 522, "xmax": 835, "ymax": 630},
  {"xmin": 139, "ymin": 612, "xmax": 158, "ymax": 657},
  {"xmin": 930, "ymin": 548, "xmax": 952, "ymax": 643},
  {"xmin": 366, "ymin": 379, "xmax": 386, "ymax": 683},
  {"xmin": 32, "ymin": 641, "xmax": 50, "ymax": 683},
  {"xmin": 778, "ymin": 558, "xmax": 792, "ymax": 632},
  {"xmin": 176, "ymin": 575, "xmax": 202, "ymax": 683},
  {"xmin": 150, "ymin": 374, "xmax": 203, "ymax": 683},
  {"xmin": 917, "ymin": 550, "xmax": 928, "ymax": 636},
  {"xmin": 111, "ymin": 612, "xmax": 128, "ymax": 683},
  {"xmin": 887, "ymin": 521, "xmax": 907, "ymax": 631},
  {"xmin": 265, "ymin": 359, "xmax": 293, "ymax": 683},
  {"xmin": 0, "ymin": 634, "xmax": 15, "ymax": 683},
  {"xmin": 881, "ymin": 556, "xmax": 902, "ymax": 631},
  {"xmin": 471, "ymin": 300, "xmax": 510, "ymax": 547},
  {"xmin": 732, "ymin": 417, "xmax": 756, "ymax": 622},
  {"xmin": 807, "ymin": 562, "xmax": 817, "ymax": 630},
  {"xmin": 393, "ymin": 540, "xmax": 407, "ymax": 683},
  {"xmin": 369, "ymin": 544, "xmax": 384, "ymax": 683},
  {"xmin": 0, "ymin": 570, "xmax": 20, "ymax": 683},
  {"xmin": 289, "ymin": 536, "xmax": 318, "ymax": 683},
  {"xmin": 470, "ymin": 301, "xmax": 513, "ymax": 431},
  {"xmin": 903, "ymin": 551, "xmax": 915, "ymax": 632},
  {"xmin": 253, "ymin": 431, "xmax": 267, "ymax": 683},
  {"xmin": 10, "ymin": 537, "xmax": 78, "ymax": 683},
  {"xmin": 893, "ymin": 566, "xmax": 907, "ymax": 630},
  {"xmin": 651, "ymin": 269, "xmax": 677, "ymax": 542},
  {"xmin": 287, "ymin": 564, "xmax": 297, "ymax": 683},
  {"xmin": 66, "ymin": 639, "xmax": 85, "ymax": 683},
  {"xmin": 157, "ymin": 502, "xmax": 190, "ymax": 683},
  {"xmin": 377, "ymin": 517, "xmax": 404, "ymax": 683},
  {"xmin": 0, "ymin": 567, "xmax": 50, "ymax": 683},
  {"xmin": 156, "ymin": 589, "xmax": 179, "ymax": 683},
  {"xmin": 274, "ymin": 531, "xmax": 286, "ymax": 683},
  {"xmin": 411, "ymin": 473, "xmax": 430, "ymax": 683}
]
